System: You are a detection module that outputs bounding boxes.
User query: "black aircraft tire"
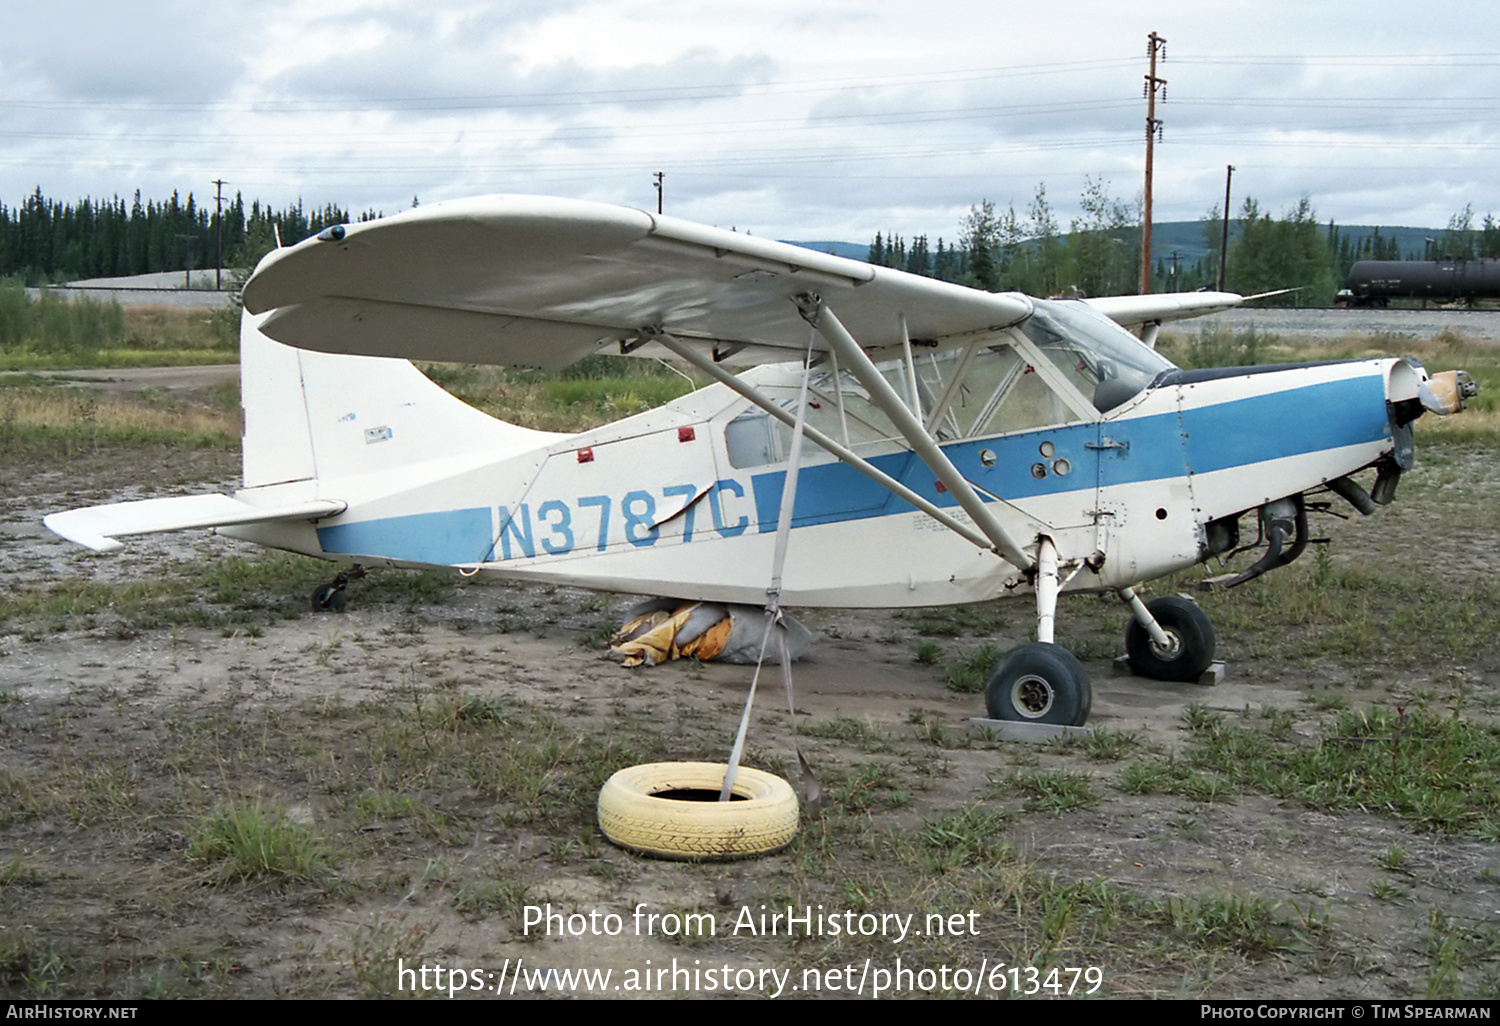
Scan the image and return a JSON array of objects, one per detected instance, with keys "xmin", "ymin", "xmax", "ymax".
[
  {"xmin": 984, "ymin": 642, "xmax": 1092, "ymax": 726},
  {"xmin": 1125, "ymin": 595, "xmax": 1216, "ymax": 682},
  {"xmin": 311, "ymin": 585, "xmax": 346, "ymax": 613},
  {"xmin": 597, "ymin": 762, "xmax": 799, "ymax": 861}
]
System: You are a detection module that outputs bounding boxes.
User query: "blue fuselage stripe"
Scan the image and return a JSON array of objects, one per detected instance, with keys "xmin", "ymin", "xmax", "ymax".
[
  {"xmin": 317, "ymin": 507, "xmax": 494, "ymax": 565},
  {"xmin": 313, "ymin": 373, "xmax": 1391, "ymax": 562},
  {"xmin": 751, "ymin": 374, "xmax": 1388, "ymax": 530}
]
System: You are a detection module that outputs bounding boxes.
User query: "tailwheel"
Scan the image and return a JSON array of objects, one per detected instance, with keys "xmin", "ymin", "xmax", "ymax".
[
  {"xmin": 984, "ymin": 642, "xmax": 1092, "ymax": 726},
  {"xmin": 1124, "ymin": 595, "xmax": 1216, "ymax": 682},
  {"xmin": 310, "ymin": 565, "xmax": 366, "ymax": 613},
  {"xmin": 310, "ymin": 584, "xmax": 347, "ymax": 613}
]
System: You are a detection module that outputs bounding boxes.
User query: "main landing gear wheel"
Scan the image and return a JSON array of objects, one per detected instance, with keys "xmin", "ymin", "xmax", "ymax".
[
  {"xmin": 984, "ymin": 642, "xmax": 1092, "ymax": 726},
  {"xmin": 597, "ymin": 762, "xmax": 799, "ymax": 861},
  {"xmin": 1124, "ymin": 595, "xmax": 1216, "ymax": 682}
]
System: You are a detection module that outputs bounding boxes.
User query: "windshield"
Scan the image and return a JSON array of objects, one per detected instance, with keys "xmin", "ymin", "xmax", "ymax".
[{"xmin": 1019, "ymin": 298, "xmax": 1176, "ymax": 412}]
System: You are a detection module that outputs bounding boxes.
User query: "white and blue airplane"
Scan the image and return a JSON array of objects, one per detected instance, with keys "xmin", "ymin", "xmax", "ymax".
[{"xmin": 43, "ymin": 195, "xmax": 1476, "ymax": 726}]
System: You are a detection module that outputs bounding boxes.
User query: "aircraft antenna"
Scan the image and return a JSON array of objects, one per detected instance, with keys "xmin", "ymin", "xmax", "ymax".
[
  {"xmin": 1141, "ymin": 31, "xmax": 1167, "ymax": 295},
  {"xmin": 653, "ymin": 170, "xmax": 664, "ymax": 214}
]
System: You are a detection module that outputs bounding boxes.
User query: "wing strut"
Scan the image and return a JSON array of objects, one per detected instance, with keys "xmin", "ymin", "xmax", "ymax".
[
  {"xmin": 647, "ymin": 330, "xmax": 999, "ymax": 554},
  {"xmin": 793, "ymin": 293, "xmax": 1035, "ymax": 572}
]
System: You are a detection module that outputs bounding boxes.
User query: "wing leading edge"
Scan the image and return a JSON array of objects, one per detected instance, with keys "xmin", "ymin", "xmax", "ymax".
[
  {"xmin": 1085, "ymin": 291, "xmax": 1244, "ymax": 329},
  {"xmin": 242, "ymin": 195, "xmax": 1034, "ymax": 370}
]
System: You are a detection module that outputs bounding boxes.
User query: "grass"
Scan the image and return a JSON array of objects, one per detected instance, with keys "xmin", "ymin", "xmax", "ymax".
[
  {"xmin": 0, "ymin": 386, "xmax": 238, "ymax": 451},
  {"xmin": 1194, "ymin": 553, "xmax": 1500, "ymax": 669},
  {"xmin": 944, "ymin": 644, "xmax": 1002, "ymax": 693},
  {"xmin": 996, "ymin": 768, "xmax": 1100, "ymax": 812},
  {"xmin": 0, "ymin": 282, "xmax": 234, "ymax": 369},
  {"xmin": 1118, "ymin": 758, "xmax": 1234, "ymax": 803},
  {"xmin": 417, "ymin": 356, "xmax": 699, "ymax": 433},
  {"xmin": 0, "ymin": 549, "xmax": 466, "ymax": 636},
  {"xmin": 1119, "ymin": 703, "xmax": 1500, "ymax": 836},
  {"xmin": 1158, "ymin": 324, "xmax": 1279, "ymax": 369},
  {"xmin": 916, "ymin": 806, "xmax": 1013, "ymax": 871},
  {"xmin": 188, "ymin": 801, "xmax": 330, "ymax": 883},
  {"xmin": 911, "ymin": 639, "xmax": 943, "ymax": 664}
]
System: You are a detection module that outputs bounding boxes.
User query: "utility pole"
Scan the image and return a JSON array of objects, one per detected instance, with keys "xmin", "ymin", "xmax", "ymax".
[
  {"xmin": 1140, "ymin": 31, "xmax": 1166, "ymax": 295},
  {"xmin": 653, "ymin": 171, "xmax": 664, "ymax": 215},
  {"xmin": 1218, "ymin": 165, "xmax": 1234, "ymax": 292},
  {"xmin": 212, "ymin": 178, "xmax": 227, "ymax": 291}
]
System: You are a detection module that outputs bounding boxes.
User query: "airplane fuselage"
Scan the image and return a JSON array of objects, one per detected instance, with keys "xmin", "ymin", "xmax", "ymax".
[{"xmin": 224, "ymin": 350, "xmax": 1414, "ymax": 609}]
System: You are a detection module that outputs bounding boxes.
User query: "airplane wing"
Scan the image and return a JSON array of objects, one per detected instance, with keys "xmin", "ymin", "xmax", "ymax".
[
  {"xmin": 242, "ymin": 195, "xmax": 1034, "ymax": 369},
  {"xmin": 44, "ymin": 495, "xmax": 347, "ymax": 553},
  {"xmin": 1084, "ymin": 291, "xmax": 1243, "ymax": 330}
]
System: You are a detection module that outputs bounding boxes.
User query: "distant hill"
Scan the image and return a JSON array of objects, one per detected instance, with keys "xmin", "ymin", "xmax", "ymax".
[
  {"xmin": 1147, "ymin": 221, "xmax": 1439, "ymax": 268},
  {"xmin": 783, "ymin": 240, "xmax": 868, "ymax": 260}
]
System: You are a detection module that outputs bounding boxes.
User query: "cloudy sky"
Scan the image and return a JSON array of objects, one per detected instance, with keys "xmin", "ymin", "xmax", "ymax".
[{"xmin": 2, "ymin": 0, "xmax": 1497, "ymax": 244}]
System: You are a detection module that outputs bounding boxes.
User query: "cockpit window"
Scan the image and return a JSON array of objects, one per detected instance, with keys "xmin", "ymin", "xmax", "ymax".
[
  {"xmin": 1019, "ymin": 299, "xmax": 1176, "ymax": 412},
  {"xmin": 720, "ymin": 305, "xmax": 1174, "ymax": 469}
]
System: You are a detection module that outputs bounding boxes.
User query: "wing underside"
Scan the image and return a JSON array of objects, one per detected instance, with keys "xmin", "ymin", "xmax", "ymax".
[
  {"xmin": 1085, "ymin": 291, "xmax": 1243, "ymax": 328},
  {"xmin": 242, "ymin": 195, "xmax": 1035, "ymax": 369}
]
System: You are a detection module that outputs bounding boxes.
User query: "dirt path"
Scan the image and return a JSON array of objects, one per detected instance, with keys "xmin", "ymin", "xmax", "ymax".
[{"xmin": 3, "ymin": 364, "xmax": 238, "ymax": 394}]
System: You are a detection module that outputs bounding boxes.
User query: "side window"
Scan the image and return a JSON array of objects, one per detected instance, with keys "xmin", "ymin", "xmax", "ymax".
[
  {"xmin": 723, "ymin": 337, "xmax": 1093, "ymax": 468},
  {"xmin": 725, "ymin": 411, "xmax": 779, "ymax": 469},
  {"xmin": 933, "ymin": 344, "xmax": 1080, "ymax": 439},
  {"xmin": 721, "ymin": 373, "xmax": 905, "ymax": 469},
  {"xmin": 974, "ymin": 365, "xmax": 1074, "ymax": 436}
]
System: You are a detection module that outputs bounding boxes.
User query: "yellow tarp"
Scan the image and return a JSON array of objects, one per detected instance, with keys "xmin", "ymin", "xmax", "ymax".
[{"xmin": 610, "ymin": 602, "xmax": 732, "ymax": 667}]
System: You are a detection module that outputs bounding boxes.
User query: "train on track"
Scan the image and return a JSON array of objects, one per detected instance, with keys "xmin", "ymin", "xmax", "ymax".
[{"xmin": 1339, "ymin": 258, "xmax": 1500, "ymax": 307}]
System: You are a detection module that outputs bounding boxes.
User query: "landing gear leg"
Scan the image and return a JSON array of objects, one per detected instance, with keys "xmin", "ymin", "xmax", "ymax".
[
  {"xmin": 984, "ymin": 537, "xmax": 1092, "ymax": 726},
  {"xmin": 312, "ymin": 565, "xmax": 366, "ymax": 613}
]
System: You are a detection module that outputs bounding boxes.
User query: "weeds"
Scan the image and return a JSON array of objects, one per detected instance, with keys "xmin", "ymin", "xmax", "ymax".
[
  {"xmin": 1158, "ymin": 325, "xmax": 1278, "ymax": 369},
  {"xmin": 188, "ymin": 801, "xmax": 330, "ymax": 884},
  {"xmin": 1196, "ymin": 707, "xmax": 1500, "ymax": 835},
  {"xmin": 0, "ymin": 387, "xmax": 236, "ymax": 452},
  {"xmin": 996, "ymin": 768, "xmax": 1100, "ymax": 812},
  {"xmin": 1423, "ymin": 909, "xmax": 1500, "ymax": 999},
  {"xmin": 346, "ymin": 915, "xmax": 439, "ymax": 998},
  {"xmin": 914, "ymin": 806, "xmax": 1013, "ymax": 871},
  {"xmin": 1150, "ymin": 893, "xmax": 1287, "ymax": 955},
  {"xmin": 945, "ymin": 644, "xmax": 1001, "ymax": 693},
  {"xmin": 0, "ymin": 283, "xmax": 233, "ymax": 369},
  {"xmin": 1083, "ymin": 727, "xmax": 1141, "ymax": 761},
  {"xmin": 417, "ymin": 357, "xmax": 697, "ymax": 433},
  {"xmin": 911, "ymin": 640, "xmax": 943, "ymax": 665},
  {"xmin": 0, "ymin": 855, "xmax": 39, "ymax": 886}
]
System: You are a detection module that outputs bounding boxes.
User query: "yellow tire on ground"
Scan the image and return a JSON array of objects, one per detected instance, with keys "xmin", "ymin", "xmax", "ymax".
[{"xmin": 597, "ymin": 762, "xmax": 799, "ymax": 861}]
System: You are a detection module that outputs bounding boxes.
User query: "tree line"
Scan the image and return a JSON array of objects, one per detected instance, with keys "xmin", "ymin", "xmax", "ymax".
[
  {"xmin": 871, "ymin": 182, "xmax": 1500, "ymax": 306},
  {"xmin": 6, "ymin": 183, "xmax": 1496, "ymax": 305},
  {"xmin": 0, "ymin": 187, "xmax": 379, "ymax": 285}
]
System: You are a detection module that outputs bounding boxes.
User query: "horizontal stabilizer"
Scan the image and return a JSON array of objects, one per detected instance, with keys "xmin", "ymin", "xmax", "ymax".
[{"xmin": 44, "ymin": 495, "xmax": 347, "ymax": 553}]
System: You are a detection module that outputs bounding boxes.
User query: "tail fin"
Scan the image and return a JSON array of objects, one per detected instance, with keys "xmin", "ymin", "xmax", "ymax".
[{"xmin": 239, "ymin": 310, "xmax": 561, "ymax": 490}]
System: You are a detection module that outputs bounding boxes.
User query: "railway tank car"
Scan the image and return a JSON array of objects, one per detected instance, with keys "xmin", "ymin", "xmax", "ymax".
[{"xmin": 1340, "ymin": 258, "xmax": 1500, "ymax": 307}]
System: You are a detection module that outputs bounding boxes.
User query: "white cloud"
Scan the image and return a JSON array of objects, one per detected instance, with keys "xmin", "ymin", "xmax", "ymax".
[{"xmin": 1, "ymin": 0, "xmax": 1496, "ymax": 239}]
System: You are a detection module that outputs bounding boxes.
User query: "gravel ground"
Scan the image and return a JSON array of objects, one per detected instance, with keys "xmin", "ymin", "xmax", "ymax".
[{"xmin": 1181, "ymin": 306, "xmax": 1500, "ymax": 343}]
